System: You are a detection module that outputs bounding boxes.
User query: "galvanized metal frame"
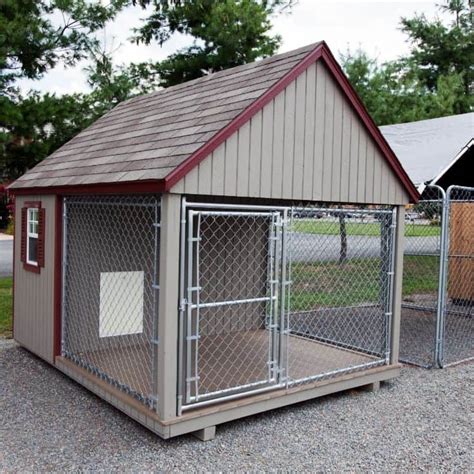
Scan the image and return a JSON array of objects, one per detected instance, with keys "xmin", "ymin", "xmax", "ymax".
[
  {"xmin": 284, "ymin": 206, "xmax": 394, "ymax": 387},
  {"xmin": 438, "ymin": 185, "xmax": 474, "ymax": 368},
  {"xmin": 184, "ymin": 208, "xmax": 282, "ymax": 404},
  {"xmin": 400, "ymin": 184, "xmax": 474, "ymax": 369},
  {"xmin": 178, "ymin": 199, "xmax": 397, "ymax": 411}
]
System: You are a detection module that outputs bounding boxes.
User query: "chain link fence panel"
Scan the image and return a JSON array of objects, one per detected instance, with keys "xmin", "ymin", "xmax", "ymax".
[
  {"xmin": 181, "ymin": 203, "xmax": 396, "ymax": 407},
  {"xmin": 441, "ymin": 186, "xmax": 474, "ymax": 367},
  {"xmin": 286, "ymin": 206, "xmax": 394, "ymax": 386},
  {"xmin": 62, "ymin": 195, "xmax": 160, "ymax": 408},
  {"xmin": 400, "ymin": 185, "xmax": 443, "ymax": 368}
]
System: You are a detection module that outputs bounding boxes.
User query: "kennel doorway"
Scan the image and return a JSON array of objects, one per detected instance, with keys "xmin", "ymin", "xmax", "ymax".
[{"xmin": 181, "ymin": 208, "xmax": 287, "ymax": 405}]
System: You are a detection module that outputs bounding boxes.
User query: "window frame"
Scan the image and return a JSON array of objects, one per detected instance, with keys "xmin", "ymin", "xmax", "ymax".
[
  {"xmin": 26, "ymin": 207, "xmax": 39, "ymax": 266},
  {"xmin": 22, "ymin": 201, "xmax": 43, "ymax": 274}
]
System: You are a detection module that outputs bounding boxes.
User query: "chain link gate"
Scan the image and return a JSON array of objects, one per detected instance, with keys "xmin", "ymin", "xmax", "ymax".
[
  {"xmin": 179, "ymin": 201, "xmax": 396, "ymax": 410},
  {"xmin": 400, "ymin": 185, "xmax": 474, "ymax": 368},
  {"xmin": 400, "ymin": 185, "xmax": 444, "ymax": 367},
  {"xmin": 181, "ymin": 208, "xmax": 286, "ymax": 405},
  {"xmin": 61, "ymin": 195, "xmax": 161, "ymax": 408},
  {"xmin": 440, "ymin": 186, "xmax": 474, "ymax": 367}
]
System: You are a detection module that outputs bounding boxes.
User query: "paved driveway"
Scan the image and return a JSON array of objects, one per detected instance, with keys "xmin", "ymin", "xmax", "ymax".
[
  {"xmin": 290, "ymin": 233, "xmax": 439, "ymax": 262},
  {"xmin": 0, "ymin": 234, "xmax": 438, "ymax": 276},
  {"xmin": 0, "ymin": 239, "xmax": 13, "ymax": 277}
]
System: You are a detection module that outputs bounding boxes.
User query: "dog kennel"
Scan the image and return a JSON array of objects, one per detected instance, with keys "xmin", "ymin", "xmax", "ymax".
[{"xmin": 9, "ymin": 42, "xmax": 419, "ymax": 440}]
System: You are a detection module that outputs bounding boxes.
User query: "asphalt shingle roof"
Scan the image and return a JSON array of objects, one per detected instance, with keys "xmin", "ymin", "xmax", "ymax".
[{"xmin": 11, "ymin": 43, "xmax": 320, "ymax": 189}]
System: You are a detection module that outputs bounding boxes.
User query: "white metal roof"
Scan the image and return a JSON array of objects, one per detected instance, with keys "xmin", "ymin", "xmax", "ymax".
[{"xmin": 380, "ymin": 113, "xmax": 474, "ymax": 185}]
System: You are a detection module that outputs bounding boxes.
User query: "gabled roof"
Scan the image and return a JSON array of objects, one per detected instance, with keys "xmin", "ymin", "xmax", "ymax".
[
  {"xmin": 380, "ymin": 113, "xmax": 474, "ymax": 186},
  {"xmin": 10, "ymin": 42, "xmax": 419, "ymax": 201}
]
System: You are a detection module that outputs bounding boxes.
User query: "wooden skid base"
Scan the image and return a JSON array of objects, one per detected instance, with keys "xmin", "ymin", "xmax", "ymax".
[{"xmin": 55, "ymin": 356, "xmax": 400, "ymax": 440}]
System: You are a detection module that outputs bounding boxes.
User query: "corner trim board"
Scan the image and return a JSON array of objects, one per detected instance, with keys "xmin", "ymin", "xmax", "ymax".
[{"xmin": 53, "ymin": 196, "xmax": 63, "ymax": 357}]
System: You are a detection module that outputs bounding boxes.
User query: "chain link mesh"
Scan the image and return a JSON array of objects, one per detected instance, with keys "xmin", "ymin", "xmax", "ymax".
[
  {"xmin": 184, "ymin": 211, "xmax": 280, "ymax": 402},
  {"xmin": 443, "ymin": 186, "xmax": 474, "ymax": 366},
  {"xmin": 400, "ymin": 185, "xmax": 473, "ymax": 368},
  {"xmin": 400, "ymin": 185, "xmax": 443, "ymax": 367},
  {"xmin": 183, "ymin": 204, "xmax": 395, "ymax": 405},
  {"xmin": 287, "ymin": 206, "xmax": 393, "ymax": 385},
  {"xmin": 62, "ymin": 195, "xmax": 160, "ymax": 407}
]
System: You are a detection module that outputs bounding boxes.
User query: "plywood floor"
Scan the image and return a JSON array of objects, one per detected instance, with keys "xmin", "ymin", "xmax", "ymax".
[{"xmin": 78, "ymin": 330, "xmax": 378, "ymax": 402}]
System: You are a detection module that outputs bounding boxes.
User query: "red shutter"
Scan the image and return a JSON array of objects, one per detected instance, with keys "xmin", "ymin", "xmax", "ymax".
[
  {"xmin": 37, "ymin": 207, "xmax": 46, "ymax": 267},
  {"xmin": 20, "ymin": 207, "xmax": 27, "ymax": 262}
]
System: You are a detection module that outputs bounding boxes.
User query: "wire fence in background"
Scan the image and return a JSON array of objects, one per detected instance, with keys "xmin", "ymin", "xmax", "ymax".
[
  {"xmin": 400, "ymin": 185, "xmax": 473, "ymax": 368},
  {"xmin": 62, "ymin": 195, "xmax": 160, "ymax": 408},
  {"xmin": 442, "ymin": 186, "xmax": 474, "ymax": 367},
  {"xmin": 400, "ymin": 185, "xmax": 443, "ymax": 367}
]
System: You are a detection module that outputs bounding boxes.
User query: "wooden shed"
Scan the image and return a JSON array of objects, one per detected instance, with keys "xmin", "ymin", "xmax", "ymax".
[{"xmin": 9, "ymin": 42, "xmax": 419, "ymax": 440}]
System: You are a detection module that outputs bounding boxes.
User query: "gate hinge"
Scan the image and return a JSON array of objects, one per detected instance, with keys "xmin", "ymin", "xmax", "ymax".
[{"xmin": 275, "ymin": 218, "xmax": 290, "ymax": 228}]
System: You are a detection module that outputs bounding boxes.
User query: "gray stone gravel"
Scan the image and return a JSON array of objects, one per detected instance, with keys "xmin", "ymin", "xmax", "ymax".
[{"xmin": 1, "ymin": 344, "xmax": 473, "ymax": 472}]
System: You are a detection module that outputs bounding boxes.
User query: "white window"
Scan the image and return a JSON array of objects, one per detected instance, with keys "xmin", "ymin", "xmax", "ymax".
[{"xmin": 27, "ymin": 208, "xmax": 39, "ymax": 266}]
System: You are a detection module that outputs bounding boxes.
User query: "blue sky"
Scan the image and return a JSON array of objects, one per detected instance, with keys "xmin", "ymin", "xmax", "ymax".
[{"xmin": 18, "ymin": 0, "xmax": 443, "ymax": 96}]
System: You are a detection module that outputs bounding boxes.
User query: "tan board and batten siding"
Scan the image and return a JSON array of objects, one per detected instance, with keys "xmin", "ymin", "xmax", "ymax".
[
  {"xmin": 13, "ymin": 195, "xmax": 56, "ymax": 363},
  {"xmin": 171, "ymin": 61, "xmax": 409, "ymax": 205}
]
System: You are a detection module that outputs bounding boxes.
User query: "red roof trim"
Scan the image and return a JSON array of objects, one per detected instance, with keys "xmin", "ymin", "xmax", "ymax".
[
  {"xmin": 163, "ymin": 42, "xmax": 419, "ymax": 202},
  {"xmin": 9, "ymin": 180, "xmax": 165, "ymax": 196}
]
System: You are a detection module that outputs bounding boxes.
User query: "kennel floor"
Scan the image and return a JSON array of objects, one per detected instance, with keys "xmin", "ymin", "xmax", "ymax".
[{"xmin": 75, "ymin": 330, "xmax": 379, "ymax": 402}]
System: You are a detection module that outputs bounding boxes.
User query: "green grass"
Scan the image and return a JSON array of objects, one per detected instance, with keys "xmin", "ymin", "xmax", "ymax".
[
  {"xmin": 293, "ymin": 219, "xmax": 440, "ymax": 237},
  {"xmin": 0, "ymin": 277, "xmax": 12, "ymax": 338},
  {"xmin": 402, "ymin": 255, "xmax": 439, "ymax": 295},
  {"xmin": 289, "ymin": 255, "xmax": 439, "ymax": 311}
]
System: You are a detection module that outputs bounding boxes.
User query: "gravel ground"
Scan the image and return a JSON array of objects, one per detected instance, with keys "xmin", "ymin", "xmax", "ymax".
[
  {"xmin": 399, "ymin": 307, "xmax": 474, "ymax": 368},
  {"xmin": 1, "ymin": 343, "xmax": 473, "ymax": 472}
]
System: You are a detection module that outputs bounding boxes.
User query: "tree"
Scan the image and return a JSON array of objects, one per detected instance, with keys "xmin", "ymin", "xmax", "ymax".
[
  {"xmin": 400, "ymin": 0, "xmax": 473, "ymax": 101},
  {"xmin": 1, "ymin": 0, "xmax": 294, "ymax": 182},
  {"xmin": 0, "ymin": 0, "xmax": 126, "ymax": 181},
  {"xmin": 341, "ymin": 0, "xmax": 473, "ymax": 125},
  {"xmin": 341, "ymin": 50, "xmax": 467, "ymax": 125},
  {"xmin": 1, "ymin": 92, "xmax": 96, "ymax": 179},
  {"xmin": 84, "ymin": 46, "xmax": 160, "ymax": 118},
  {"xmin": 0, "ymin": 0, "xmax": 126, "ymax": 92},
  {"xmin": 131, "ymin": 0, "xmax": 294, "ymax": 87}
]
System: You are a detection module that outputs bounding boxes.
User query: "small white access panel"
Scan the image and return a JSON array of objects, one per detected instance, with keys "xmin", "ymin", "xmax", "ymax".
[{"xmin": 99, "ymin": 271, "xmax": 144, "ymax": 338}]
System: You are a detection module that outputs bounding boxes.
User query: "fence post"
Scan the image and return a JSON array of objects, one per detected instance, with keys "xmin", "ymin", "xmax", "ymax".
[
  {"xmin": 157, "ymin": 193, "xmax": 181, "ymax": 420},
  {"xmin": 390, "ymin": 205, "xmax": 405, "ymax": 365},
  {"xmin": 433, "ymin": 185, "xmax": 449, "ymax": 368}
]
